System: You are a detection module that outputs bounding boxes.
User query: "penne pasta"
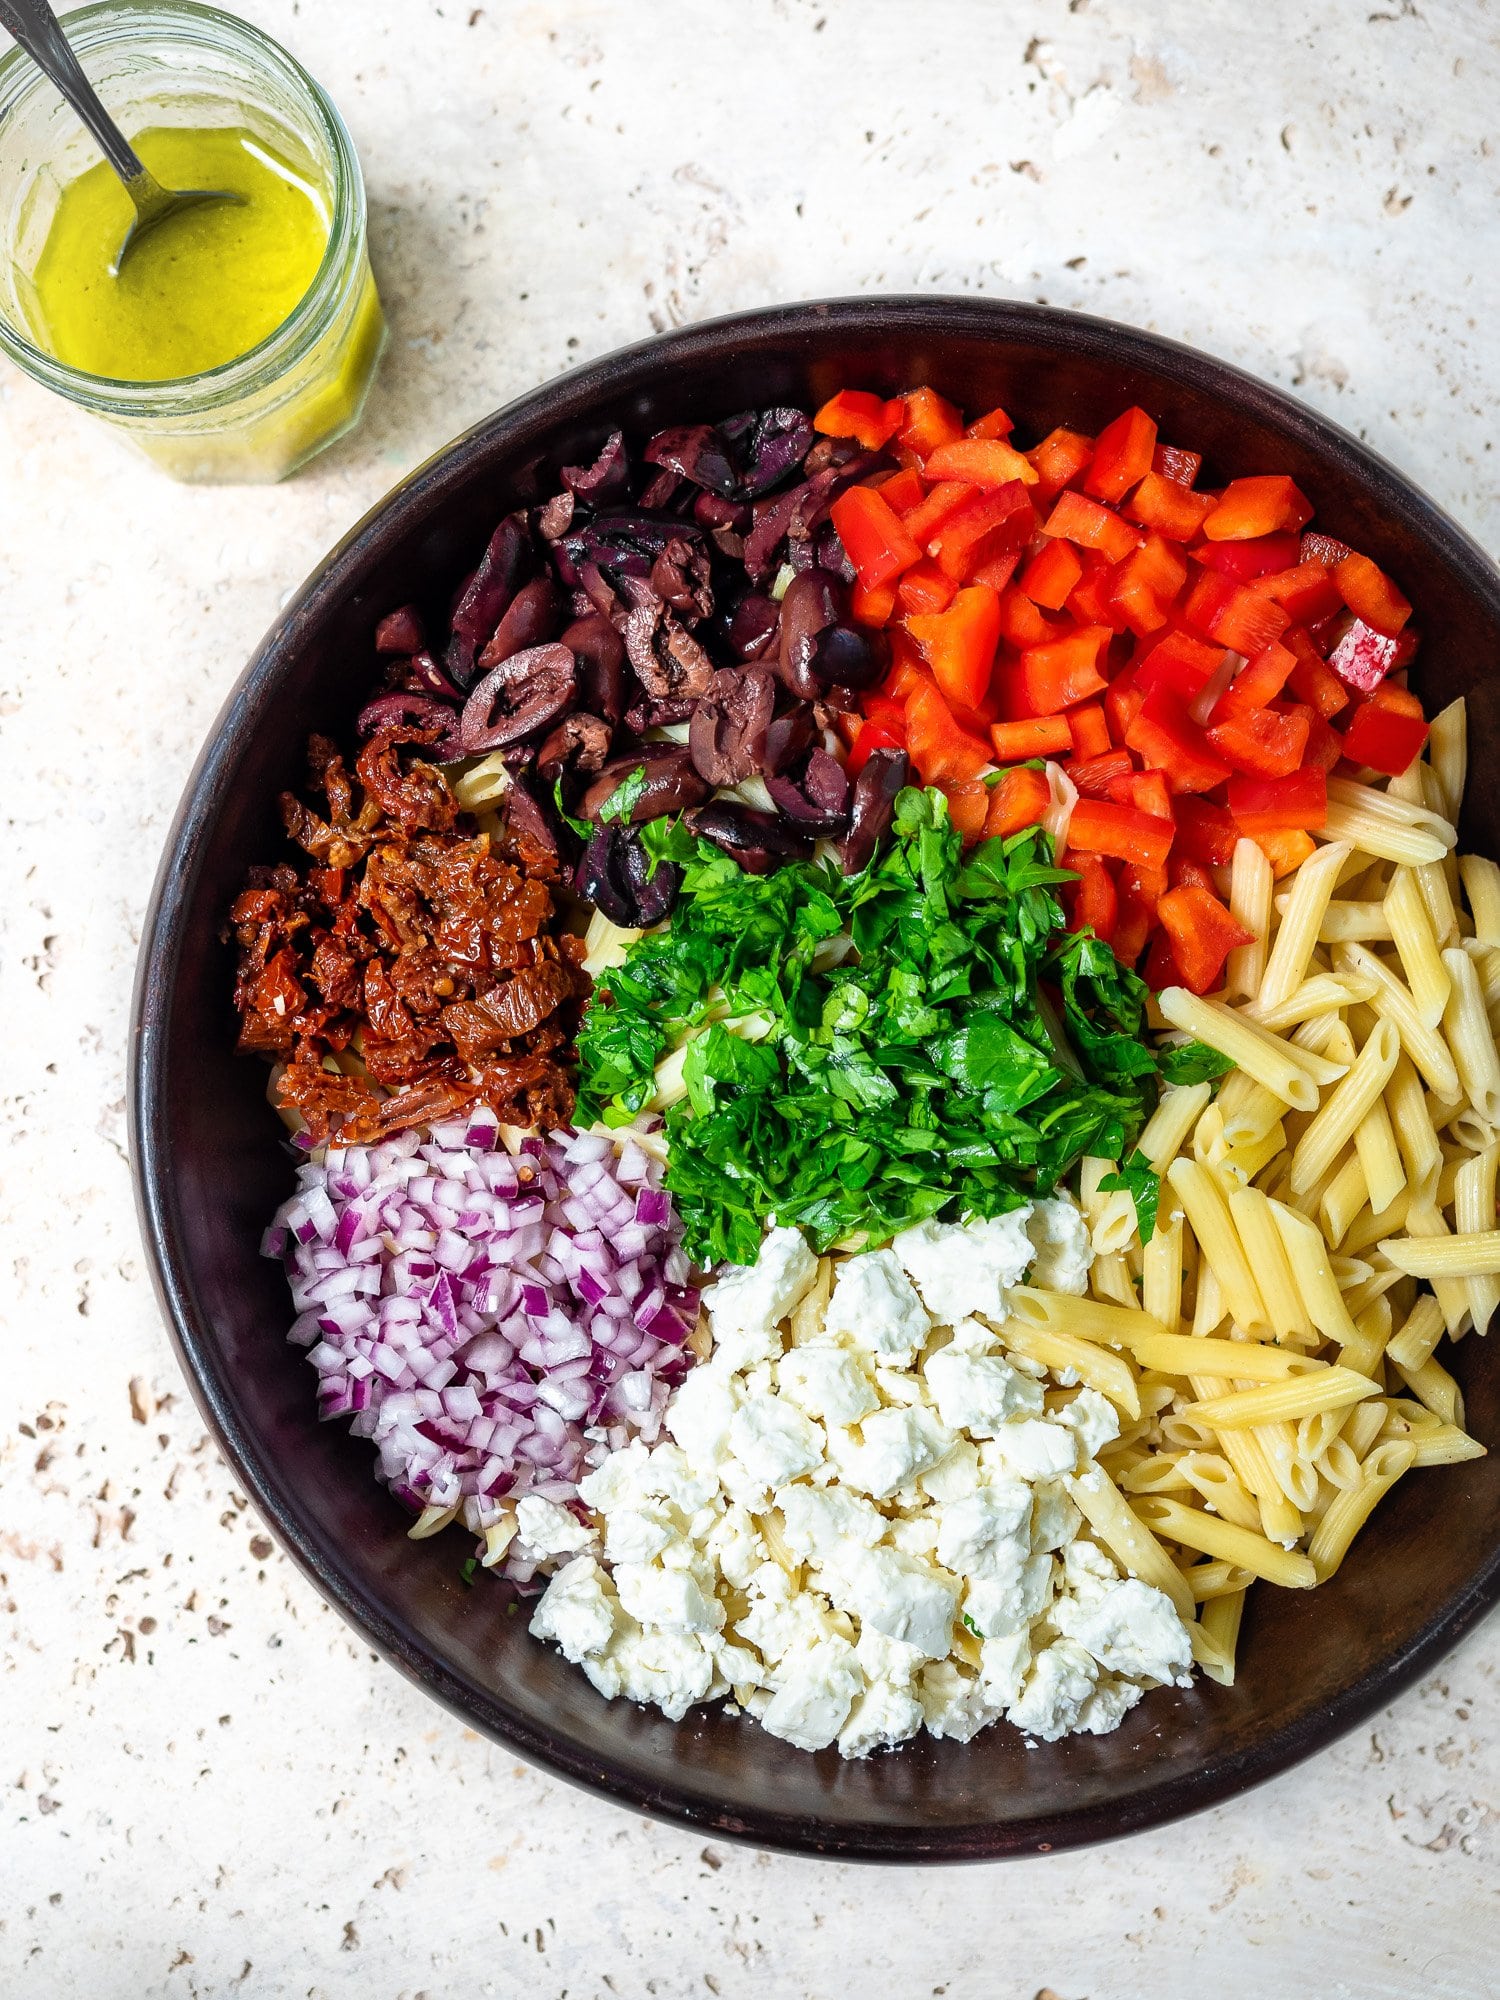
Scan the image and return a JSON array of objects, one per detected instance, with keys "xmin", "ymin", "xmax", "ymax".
[
  {"xmin": 1168, "ymin": 1159, "xmax": 1270, "ymax": 1334},
  {"xmin": 1195, "ymin": 1587, "xmax": 1247, "ymax": 1687},
  {"xmin": 1227, "ymin": 1185, "xmax": 1317, "ymax": 1343},
  {"xmin": 1157, "ymin": 990, "xmax": 1326, "ymax": 1112},
  {"xmin": 1454, "ymin": 1144, "xmax": 1500, "ymax": 1334},
  {"xmin": 1289, "ymin": 1017, "xmax": 1400, "ymax": 1195},
  {"xmin": 1384, "ymin": 867, "xmax": 1451, "ymax": 1027},
  {"xmin": 1353, "ymin": 1097, "xmax": 1406, "ymax": 1216},
  {"xmin": 1377, "ymin": 1227, "xmax": 1500, "ymax": 1278},
  {"xmin": 1460, "ymin": 852, "xmax": 1500, "ymax": 949},
  {"xmin": 1261, "ymin": 840, "xmax": 1353, "ymax": 1009},
  {"xmin": 998, "ymin": 1320, "xmax": 1141, "ymax": 1419},
  {"xmin": 1442, "ymin": 945, "xmax": 1500, "ymax": 1126},
  {"xmin": 1428, "ymin": 697, "xmax": 1467, "ymax": 825},
  {"xmin": 1068, "ymin": 1466, "xmax": 1196, "ymax": 1623},
  {"xmin": 1184, "ymin": 1365, "xmax": 1379, "ymax": 1429},
  {"xmin": 1270, "ymin": 1200, "xmax": 1362, "ymax": 1349},
  {"xmin": 1307, "ymin": 1441, "xmax": 1417, "ymax": 1581},
  {"xmin": 1336, "ymin": 942, "xmax": 1462, "ymax": 1098},
  {"xmin": 1224, "ymin": 838, "xmax": 1273, "ymax": 1003},
  {"xmin": 1133, "ymin": 1496, "xmax": 1317, "ymax": 1588}
]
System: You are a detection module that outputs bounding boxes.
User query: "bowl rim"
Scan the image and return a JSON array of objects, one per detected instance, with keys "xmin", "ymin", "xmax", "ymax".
[{"xmin": 129, "ymin": 292, "xmax": 1500, "ymax": 1862}]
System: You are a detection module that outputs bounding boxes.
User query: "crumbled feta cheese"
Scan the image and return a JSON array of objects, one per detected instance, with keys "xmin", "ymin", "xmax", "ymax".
[
  {"xmin": 703, "ymin": 1225, "xmax": 818, "ymax": 1339},
  {"xmin": 1077, "ymin": 1676, "xmax": 1146, "ymax": 1735},
  {"xmin": 1009, "ymin": 1638, "xmax": 1100, "ymax": 1741},
  {"xmin": 826, "ymin": 1405, "xmax": 955, "ymax": 1499},
  {"xmin": 980, "ymin": 1418, "xmax": 1081, "ymax": 1482},
  {"xmin": 978, "ymin": 1630, "xmax": 1033, "ymax": 1707},
  {"xmin": 924, "ymin": 1347, "xmax": 1045, "ymax": 1435},
  {"xmin": 760, "ymin": 1637, "xmax": 862, "ymax": 1751},
  {"xmin": 1025, "ymin": 1194, "xmax": 1093, "ymax": 1296},
  {"xmin": 529, "ymin": 1555, "xmax": 618, "ymax": 1663},
  {"xmin": 1059, "ymin": 1385, "xmax": 1120, "ymax": 1460},
  {"xmin": 920, "ymin": 1439, "xmax": 983, "ymax": 1503},
  {"xmin": 1030, "ymin": 1481, "xmax": 1083, "ymax": 1555},
  {"xmin": 703, "ymin": 1504, "xmax": 766, "ymax": 1589},
  {"xmin": 832, "ymin": 1547, "xmax": 961, "ymax": 1660},
  {"xmin": 603, "ymin": 1503, "xmax": 676, "ymax": 1565},
  {"xmin": 963, "ymin": 1553, "xmax": 1054, "ymax": 1638},
  {"xmin": 918, "ymin": 1660, "xmax": 1006, "ymax": 1743},
  {"xmin": 839, "ymin": 1678, "xmax": 925, "ymax": 1758},
  {"xmin": 725, "ymin": 1399, "xmax": 824, "ymax": 1491},
  {"xmin": 821, "ymin": 1248, "xmax": 931, "ymax": 1362},
  {"xmin": 892, "ymin": 1211, "xmax": 1034, "ymax": 1324},
  {"xmin": 664, "ymin": 1359, "xmax": 742, "ymax": 1472},
  {"xmin": 612, "ymin": 1561, "xmax": 722, "ymax": 1635},
  {"xmin": 1054, "ymin": 1578, "xmax": 1193, "ymax": 1685},
  {"xmin": 515, "ymin": 1494, "xmax": 596, "ymax": 1558},
  {"xmin": 934, "ymin": 1482, "xmax": 1033, "ymax": 1578},
  {"xmin": 609, "ymin": 1627, "xmax": 716, "ymax": 1720},
  {"xmin": 776, "ymin": 1484, "xmax": 885, "ymax": 1565},
  {"xmin": 777, "ymin": 1341, "xmax": 880, "ymax": 1425},
  {"xmin": 576, "ymin": 1440, "xmax": 653, "ymax": 1515},
  {"xmin": 1061, "ymin": 1535, "xmax": 1120, "ymax": 1604},
  {"xmin": 854, "ymin": 1626, "xmax": 927, "ymax": 1688}
]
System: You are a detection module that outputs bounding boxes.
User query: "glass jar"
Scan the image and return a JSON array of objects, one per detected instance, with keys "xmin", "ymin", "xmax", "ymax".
[{"xmin": 0, "ymin": 2, "xmax": 386, "ymax": 482}]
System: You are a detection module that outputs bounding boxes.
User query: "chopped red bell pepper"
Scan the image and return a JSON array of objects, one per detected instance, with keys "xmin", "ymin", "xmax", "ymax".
[
  {"xmin": 1067, "ymin": 559, "xmax": 1131, "ymax": 632},
  {"xmin": 970, "ymin": 547, "xmax": 1024, "ymax": 595},
  {"xmin": 990, "ymin": 715, "xmax": 1073, "ymax": 761},
  {"xmin": 1105, "ymin": 664, "xmax": 1146, "ymax": 746},
  {"xmin": 1125, "ymin": 683, "xmax": 1235, "ymax": 794},
  {"xmin": 1183, "ymin": 567, "xmax": 1291, "ymax": 655},
  {"xmin": 1174, "ymin": 796, "xmax": 1242, "ymax": 867},
  {"xmin": 1108, "ymin": 768, "xmax": 1173, "ymax": 822},
  {"xmin": 1226, "ymin": 767, "xmax": 1328, "ymax": 835},
  {"xmin": 1069, "ymin": 701, "xmax": 1112, "ymax": 759},
  {"xmin": 1069, "ymin": 748, "xmax": 1136, "ymax": 797},
  {"xmin": 945, "ymin": 780, "xmax": 994, "ymax": 840},
  {"xmin": 1301, "ymin": 707, "xmax": 1344, "ymax": 773},
  {"xmin": 1201, "ymin": 475, "xmax": 1314, "ymax": 541},
  {"xmin": 998, "ymin": 587, "xmax": 1061, "ymax": 650},
  {"xmin": 1169, "ymin": 855, "xmax": 1219, "ymax": 896},
  {"xmin": 898, "ymin": 387, "xmax": 965, "ymax": 455},
  {"xmin": 831, "ymin": 484, "xmax": 922, "ymax": 589},
  {"xmin": 1301, "ymin": 531, "xmax": 1352, "ymax": 568},
  {"xmin": 1109, "ymin": 533, "xmax": 1190, "ymax": 637},
  {"xmin": 1068, "ymin": 797, "xmax": 1175, "ymax": 871},
  {"xmin": 904, "ymin": 680, "xmax": 992, "ymax": 786},
  {"xmin": 1066, "ymin": 852, "xmax": 1119, "ymax": 943},
  {"xmin": 1206, "ymin": 703, "xmax": 1311, "ymax": 777},
  {"xmin": 1085, "ymin": 406, "xmax": 1158, "ymax": 503},
  {"xmin": 985, "ymin": 765, "xmax": 1051, "ymax": 837},
  {"xmin": 1212, "ymin": 639, "xmax": 1297, "ymax": 722},
  {"xmin": 850, "ymin": 574, "xmax": 899, "ymax": 627},
  {"xmin": 1134, "ymin": 629, "xmax": 1225, "ymax": 701},
  {"xmin": 814, "ymin": 388, "xmax": 906, "ymax": 449},
  {"xmin": 895, "ymin": 558, "xmax": 958, "ymax": 617},
  {"xmin": 1250, "ymin": 560, "xmax": 1345, "ymax": 626},
  {"xmin": 908, "ymin": 584, "xmax": 1003, "ymax": 712},
  {"xmin": 1155, "ymin": 884, "xmax": 1254, "ymax": 994},
  {"xmin": 1194, "ymin": 532, "xmax": 1302, "ymax": 582},
  {"xmin": 1253, "ymin": 828, "xmax": 1317, "ymax": 877},
  {"xmin": 846, "ymin": 718, "xmax": 905, "ymax": 777},
  {"xmin": 1126, "ymin": 472, "xmax": 1216, "ymax": 543},
  {"xmin": 1027, "ymin": 427, "xmax": 1094, "ymax": 501},
  {"xmin": 1044, "ymin": 489, "xmax": 1142, "ymax": 563},
  {"xmin": 924, "ymin": 437, "xmax": 1039, "ymax": 488},
  {"xmin": 964, "ymin": 403, "xmax": 1017, "ymax": 440},
  {"xmin": 1285, "ymin": 629, "xmax": 1352, "ymax": 716},
  {"xmin": 1341, "ymin": 687, "xmax": 1430, "ymax": 776},
  {"xmin": 1018, "ymin": 537, "xmax": 1084, "ymax": 610},
  {"xmin": 1152, "ymin": 443, "xmax": 1203, "ymax": 487},
  {"xmin": 872, "ymin": 466, "xmax": 927, "ymax": 516},
  {"xmin": 1326, "ymin": 614, "xmax": 1409, "ymax": 693},
  {"xmin": 1335, "ymin": 552, "xmax": 1412, "ymax": 635},
  {"xmin": 1003, "ymin": 626, "xmax": 1112, "ymax": 715},
  {"xmin": 1112, "ymin": 884, "xmax": 1154, "ymax": 966},
  {"xmin": 902, "ymin": 479, "xmax": 977, "ymax": 545},
  {"xmin": 927, "ymin": 482, "xmax": 1035, "ymax": 580}
]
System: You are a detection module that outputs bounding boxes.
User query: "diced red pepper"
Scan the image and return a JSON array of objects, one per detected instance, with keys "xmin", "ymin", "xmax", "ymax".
[
  {"xmin": 1174, "ymin": 797, "xmax": 1242, "ymax": 868},
  {"xmin": 1169, "ymin": 855, "xmax": 1219, "ymax": 897},
  {"xmin": 1156, "ymin": 884, "xmax": 1255, "ymax": 994},
  {"xmin": 1121, "ymin": 860, "xmax": 1169, "ymax": 910},
  {"xmin": 1152, "ymin": 443, "xmax": 1203, "ymax": 487},
  {"xmin": 970, "ymin": 548, "xmax": 1023, "ymax": 595},
  {"xmin": 1109, "ymin": 533, "xmax": 1189, "ymax": 637},
  {"xmin": 846, "ymin": 719, "xmax": 905, "ymax": 777},
  {"xmin": 850, "ymin": 574, "xmax": 899, "ymax": 627},
  {"xmin": 1250, "ymin": 560, "xmax": 1345, "ymax": 626},
  {"xmin": 1068, "ymin": 797, "xmax": 1175, "ymax": 871},
  {"xmin": 1142, "ymin": 929, "xmax": 1180, "ymax": 991},
  {"xmin": 1134, "ymin": 629, "xmax": 1225, "ymax": 701},
  {"xmin": 998, "ymin": 587, "xmax": 1061, "ymax": 649},
  {"xmin": 902, "ymin": 479, "xmax": 977, "ymax": 545},
  {"xmin": 1212, "ymin": 639, "xmax": 1297, "ymax": 723},
  {"xmin": 814, "ymin": 389, "xmax": 906, "ymax": 449},
  {"xmin": 1194, "ymin": 533, "xmax": 1303, "ymax": 582},
  {"xmin": 1326, "ymin": 614, "xmax": 1413, "ymax": 694},
  {"xmin": 1067, "ymin": 559, "xmax": 1131, "ymax": 632},
  {"xmin": 1085, "ymin": 406, "xmax": 1159, "ymax": 503},
  {"xmin": 1000, "ymin": 626, "xmax": 1112, "ymax": 715},
  {"xmin": 1285, "ymin": 628, "xmax": 1352, "ymax": 717},
  {"xmin": 872, "ymin": 466, "xmax": 927, "ymax": 515},
  {"xmin": 924, "ymin": 437, "xmax": 1039, "ymax": 488},
  {"xmin": 908, "ymin": 584, "xmax": 1003, "ymax": 712},
  {"xmin": 1206, "ymin": 704, "xmax": 1311, "ymax": 777},
  {"xmin": 1126, "ymin": 472, "xmax": 1216, "ymax": 543},
  {"xmin": 964, "ymin": 403, "xmax": 1016, "ymax": 440},
  {"xmin": 1069, "ymin": 748, "xmax": 1136, "ymax": 797},
  {"xmin": 1254, "ymin": 829, "xmax": 1317, "ymax": 877},
  {"xmin": 904, "ymin": 680, "xmax": 992, "ymax": 785},
  {"xmin": 1335, "ymin": 552, "xmax": 1412, "ymax": 635},
  {"xmin": 1069, "ymin": 701, "xmax": 1112, "ymax": 759},
  {"xmin": 1227, "ymin": 768, "xmax": 1328, "ymax": 836},
  {"xmin": 1108, "ymin": 768, "xmax": 1173, "ymax": 822},
  {"xmin": 1105, "ymin": 665, "xmax": 1146, "ymax": 747},
  {"xmin": 1301, "ymin": 531, "xmax": 1352, "ymax": 568},
  {"xmin": 1027, "ymin": 427, "xmax": 1094, "ymax": 502},
  {"xmin": 1045, "ymin": 489, "xmax": 1142, "ymax": 563},
  {"xmin": 1112, "ymin": 884, "xmax": 1154, "ymax": 967},
  {"xmin": 927, "ymin": 482, "xmax": 1036, "ymax": 580},
  {"xmin": 1201, "ymin": 475, "xmax": 1314, "ymax": 541},
  {"xmin": 898, "ymin": 387, "xmax": 965, "ymax": 455},
  {"xmin": 1301, "ymin": 707, "xmax": 1344, "ymax": 773},
  {"xmin": 1125, "ymin": 684, "xmax": 1235, "ymax": 794},
  {"xmin": 895, "ymin": 558, "xmax": 958, "ymax": 617},
  {"xmin": 945, "ymin": 780, "xmax": 994, "ymax": 840},
  {"xmin": 984, "ymin": 765, "xmax": 1051, "ymax": 837},
  {"xmin": 1182, "ymin": 567, "xmax": 1290, "ymax": 656},
  {"xmin": 1018, "ymin": 538, "xmax": 1084, "ymax": 610},
  {"xmin": 1341, "ymin": 685, "xmax": 1430, "ymax": 776},
  {"xmin": 1067, "ymin": 852, "xmax": 1119, "ymax": 944},
  {"xmin": 990, "ymin": 715, "xmax": 1073, "ymax": 761},
  {"xmin": 831, "ymin": 484, "xmax": 922, "ymax": 589}
]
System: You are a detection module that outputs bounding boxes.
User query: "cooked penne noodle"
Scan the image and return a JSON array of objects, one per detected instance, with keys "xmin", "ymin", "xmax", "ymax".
[
  {"xmin": 1088, "ymin": 1251, "xmax": 1139, "ymax": 1308},
  {"xmin": 1384, "ymin": 1292, "xmax": 1447, "ymax": 1373},
  {"xmin": 998, "ymin": 1320, "xmax": 1141, "ymax": 1419},
  {"xmin": 1311, "ymin": 898, "xmax": 1395, "ymax": 944},
  {"xmin": 1185, "ymin": 1559, "xmax": 1256, "ymax": 1602},
  {"xmin": 1336, "ymin": 942, "xmax": 1462, "ymax": 1098},
  {"xmin": 1141, "ymin": 1211, "xmax": 1184, "ymax": 1332},
  {"xmin": 1460, "ymin": 852, "xmax": 1500, "ymax": 949},
  {"xmin": 1006, "ymin": 1289, "xmax": 1171, "ymax": 1345},
  {"xmin": 1227, "ymin": 1185, "xmax": 1316, "ymax": 1343},
  {"xmin": 1442, "ymin": 946, "xmax": 1500, "ymax": 1126},
  {"xmin": 1133, "ymin": 1496, "xmax": 1317, "ymax": 1588},
  {"xmin": 1289, "ymin": 1017, "xmax": 1400, "ymax": 1195},
  {"xmin": 1126, "ymin": 1331, "xmax": 1310, "ymax": 1381},
  {"xmin": 1191, "ymin": 1262, "xmax": 1226, "ymax": 1338},
  {"xmin": 1338, "ymin": 1296, "xmax": 1393, "ymax": 1378},
  {"xmin": 1428, "ymin": 697, "xmax": 1467, "ymax": 824},
  {"xmin": 1325, "ymin": 776, "xmax": 1458, "ymax": 844},
  {"xmin": 1391, "ymin": 1353, "xmax": 1463, "ymax": 1428},
  {"xmin": 1157, "ymin": 990, "xmax": 1325, "ymax": 1112},
  {"xmin": 1383, "ymin": 1053, "xmax": 1443, "ymax": 1206},
  {"xmin": 1377, "ymin": 1227, "xmax": 1500, "ymax": 1278},
  {"xmin": 1398, "ymin": 1201, "xmax": 1473, "ymax": 1338},
  {"xmin": 1184, "ymin": 1365, "xmax": 1378, "ymax": 1429},
  {"xmin": 1168, "ymin": 1159, "xmax": 1270, "ymax": 1334},
  {"xmin": 1261, "ymin": 840, "xmax": 1353, "ymax": 1008},
  {"xmin": 1195, "ymin": 1587, "xmax": 1246, "ymax": 1687},
  {"xmin": 1353, "ymin": 1097, "xmax": 1405, "ymax": 1216},
  {"xmin": 1307, "ymin": 1441, "xmax": 1417, "ymax": 1581},
  {"xmin": 1068, "ymin": 1467, "xmax": 1196, "ymax": 1623},
  {"xmin": 1224, "ymin": 838, "xmax": 1272, "ymax": 1002},
  {"xmin": 1384, "ymin": 867, "xmax": 1451, "ymax": 1027},
  {"xmin": 1179, "ymin": 1452, "xmax": 1262, "ymax": 1532},
  {"xmin": 1398, "ymin": 1424, "xmax": 1487, "ymax": 1469},
  {"xmin": 1414, "ymin": 859, "xmax": 1460, "ymax": 950},
  {"xmin": 1252, "ymin": 973, "xmax": 1376, "ymax": 1034},
  {"xmin": 1454, "ymin": 1144, "xmax": 1500, "ymax": 1334},
  {"xmin": 1319, "ymin": 1152, "xmax": 1369, "ymax": 1247},
  {"xmin": 1139, "ymin": 1082, "xmax": 1213, "ymax": 1176},
  {"xmin": 1270, "ymin": 1200, "xmax": 1362, "ymax": 1348}
]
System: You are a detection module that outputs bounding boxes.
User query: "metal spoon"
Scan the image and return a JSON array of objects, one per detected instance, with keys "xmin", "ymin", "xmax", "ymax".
[{"xmin": 0, "ymin": 0, "xmax": 240, "ymax": 276}]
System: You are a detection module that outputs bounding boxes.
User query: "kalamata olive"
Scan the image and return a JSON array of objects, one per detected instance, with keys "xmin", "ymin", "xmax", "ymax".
[
  {"xmin": 477, "ymin": 575, "xmax": 560, "ymax": 670},
  {"xmin": 778, "ymin": 568, "xmax": 846, "ymax": 699},
  {"xmin": 459, "ymin": 643, "xmax": 578, "ymax": 753},
  {"xmin": 727, "ymin": 591, "xmax": 779, "ymax": 661},
  {"xmin": 807, "ymin": 621, "xmax": 885, "ymax": 690},
  {"xmin": 405, "ymin": 649, "xmax": 463, "ymax": 699},
  {"xmin": 580, "ymin": 746, "xmax": 711, "ymax": 824},
  {"xmin": 762, "ymin": 707, "xmax": 816, "ymax": 776},
  {"xmin": 560, "ymin": 430, "xmax": 631, "ymax": 505},
  {"xmin": 374, "ymin": 604, "xmax": 424, "ymax": 655},
  {"xmin": 694, "ymin": 490, "xmax": 752, "ymax": 532},
  {"xmin": 446, "ymin": 515, "xmax": 531, "ymax": 688},
  {"xmin": 561, "ymin": 613, "xmax": 626, "ymax": 724},
  {"xmin": 502, "ymin": 772, "xmax": 575, "ymax": 871},
  {"xmin": 624, "ymin": 693, "xmax": 697, "ymax": 733},
  {"xmin": 575, "ymin": 824, "xmax": 680, "ymax": 928},
  {"xmin": 624, "ymin": 601, "xmax": 716, "ymax": 700},
  {"xmin": 687, "ymin": 802, "xmax": 813, "ymax": 875},
  {"xmin": 766, "ymin": 747, "xmax": 850, "ymax": 831},
  {"xmin": 840, "ymin": 747, "xmax": 911, "ymax": 874},
  {"xmin": 815, "ymin": 519, "xmax": 857, "ymax": 582},
  {"xmin": 355, "ymin": 689, "xmax": 464, "ymax": 757},
  {"xmin": 649, "ymin": 537, "xmax": 714, "ymax": 622},
  {"xmin": 536, "ymin": 490, "xmax": 575, "ymax": 541},
  {"xmin": 535, "ymin": 713, "xmax": 613, "ymax": 783},
  {"xmin": 688, "ymin": 667, "xmax": 776, "ymax": 787}
]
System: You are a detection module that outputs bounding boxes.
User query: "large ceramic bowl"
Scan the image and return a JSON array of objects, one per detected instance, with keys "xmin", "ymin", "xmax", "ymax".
[{"xmin": 130, "ymin": 296, "xmax": 1500, "ymax": 1860}]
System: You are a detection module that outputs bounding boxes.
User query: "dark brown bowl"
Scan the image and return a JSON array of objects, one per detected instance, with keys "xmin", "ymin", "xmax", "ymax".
[{"xmin": 130, "ymin": 296, "xmax": 1500, "ymax": 1861}]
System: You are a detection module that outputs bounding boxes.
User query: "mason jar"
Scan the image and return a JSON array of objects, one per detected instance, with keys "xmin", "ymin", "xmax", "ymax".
[{"xmin": 0, "ymin": 1, "xmax": 386, "ymax": 481}]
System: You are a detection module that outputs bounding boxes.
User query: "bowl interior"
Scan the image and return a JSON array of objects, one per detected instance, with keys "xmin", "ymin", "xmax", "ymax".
[{"xmin": 133, "ymin": 298, "xmax": 1500, "ymax": 1859}]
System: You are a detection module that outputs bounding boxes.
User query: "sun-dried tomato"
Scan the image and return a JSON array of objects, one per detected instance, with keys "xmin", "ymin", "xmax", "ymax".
[{"xmin": 228, "ymin": 725, "xmax": 589, "ymax": 1142}]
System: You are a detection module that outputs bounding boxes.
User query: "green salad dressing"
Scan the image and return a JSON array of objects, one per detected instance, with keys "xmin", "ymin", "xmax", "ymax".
[{"xmin": 30, "ymin": 124, "xmax": 329, "ymax": 381}]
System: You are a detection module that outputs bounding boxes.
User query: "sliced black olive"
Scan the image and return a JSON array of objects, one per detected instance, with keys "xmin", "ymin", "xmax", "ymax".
[
  {"xmin": 476, "ymin": 575, "xmax": 560, "ymax": 671},
  {"xmin": 575, "ymin": 824, "xmax": 680, "ymax": 928},
  {"xmin": 459, "ymin": 643, "xmax": 578, "ymax": 753},
  {"xmin": 579, "ymin": 746, "xmax": 712, "ymax": 824},
  {"xmin": 688, "ymin": 667, "xmax": 776, "ymax": 787},
  {"xmin": 839, "ymin": 747, "xmax": 911, "ymax": 875},
  {"xmin": 686, "ymin": 802, "xmax": 814, "ymax": 875}
]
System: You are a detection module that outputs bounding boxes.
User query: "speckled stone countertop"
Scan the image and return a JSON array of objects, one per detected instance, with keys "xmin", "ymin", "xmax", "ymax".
[{"xmin": 3, "ymin": 2, "xmax": 1499, "ymax": 1993}]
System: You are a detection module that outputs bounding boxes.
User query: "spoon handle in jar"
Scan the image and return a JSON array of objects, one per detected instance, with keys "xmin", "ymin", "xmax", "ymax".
[{"xmin": 0, "ymin": 0, "xmax": 148, "ymax": 185}]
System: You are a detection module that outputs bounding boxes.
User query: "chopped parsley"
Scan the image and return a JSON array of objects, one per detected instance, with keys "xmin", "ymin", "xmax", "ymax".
[
  {"xmin": 598, "ymin": 764, "xmax": 650, "ymax": 826},
  {"xmin": 1158, "ymin": 1039, "xmax": 1235, "ymax": 1087},
  {"xmin": 1098, "ymin": 1149, "xmax": 1161, "ymax": 1244},
  {"xmin": 578, "ymin": 787, "xmax": 1178, "ymax": 1267}
]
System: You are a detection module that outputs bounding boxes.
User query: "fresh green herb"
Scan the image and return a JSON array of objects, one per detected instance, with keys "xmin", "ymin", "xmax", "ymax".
[
  {"xmin": 577, "ymin": 786, "xmax": 1173, "ymax": 1266},
  {"xmin": 459, "ymin": 1555, "xmax": 479, "ymax": 1587},
  {"xmin": 598, "ymin": 764, "xmax": 649, "ymax": 826},
  {"xmin": 962, "ymin": 1612, "xmax": 981, "ymax": 1636},
  {"xmin": 1098, "ymin": 1149, "xmax": 1161, "ymax": 1244},
  {"xmin": 552, "ymin": 777, "xmax": 593, "ymax": 840},
  {"xmin": 1158, "ymin": 1039, "xmax": 1236, "ymax": 1087}
]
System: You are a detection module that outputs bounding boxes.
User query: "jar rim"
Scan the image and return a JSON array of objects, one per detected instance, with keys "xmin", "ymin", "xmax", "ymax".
[{"xmin": 0, "ymin": 0, "xmax": 367, "ymax": 415}]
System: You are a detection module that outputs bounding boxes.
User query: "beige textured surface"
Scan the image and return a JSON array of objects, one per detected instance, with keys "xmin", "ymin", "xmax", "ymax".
[{"xmin": 3, "ymin": 1, "xmax": 1499, "ymax": 1993}]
